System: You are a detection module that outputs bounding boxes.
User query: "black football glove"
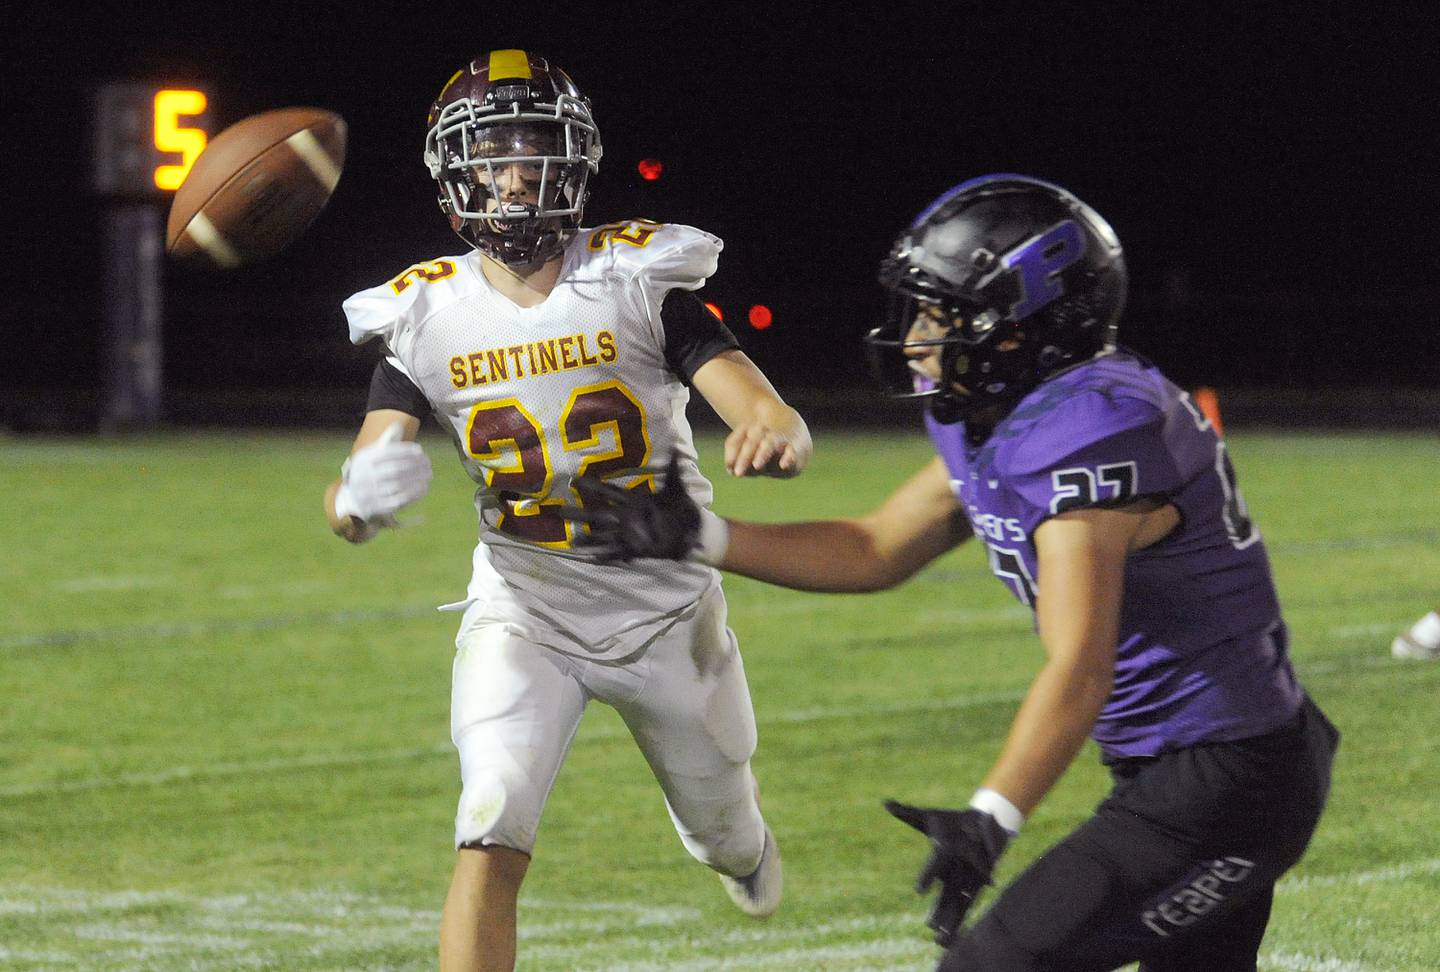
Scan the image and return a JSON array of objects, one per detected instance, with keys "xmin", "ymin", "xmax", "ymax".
[
  {"xmin": 884, "ymin": 799, "xmax": 1011, "ymax": 948},
  {"xmin": 563, "ymin": 450, "xmax": 701, "ymax": 562}
]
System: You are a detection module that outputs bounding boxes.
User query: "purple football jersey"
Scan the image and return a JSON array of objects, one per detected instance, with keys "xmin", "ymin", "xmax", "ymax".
[{"xmin": 927, "ymin": 351, "xmax": 1302, "ymax": 758}]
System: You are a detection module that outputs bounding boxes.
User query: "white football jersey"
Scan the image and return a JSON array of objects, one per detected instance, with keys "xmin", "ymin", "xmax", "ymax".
[{"xmin": 344, "ymin": 220, "xmax": 724, "ymax": 659}]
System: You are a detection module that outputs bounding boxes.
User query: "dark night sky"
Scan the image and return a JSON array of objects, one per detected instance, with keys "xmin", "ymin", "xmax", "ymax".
[{"xmin": 3, "ymin": 2, "xmax": 1436, "ymax": 419}]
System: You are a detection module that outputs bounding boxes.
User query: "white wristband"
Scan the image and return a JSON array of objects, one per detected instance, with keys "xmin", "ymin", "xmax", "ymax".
[
  {"xmin": 690, "ymin": 509, "xmax": 730, "ymax": 566},
  {"xmin": 969, "ymin": 788, "xmax": 1025, "ymax": 836}
]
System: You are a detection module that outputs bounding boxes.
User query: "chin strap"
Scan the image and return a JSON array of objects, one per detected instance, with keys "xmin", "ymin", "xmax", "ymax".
[{"xmin": 465, "ymin": 220, "xmax": 568, "ymax": 266}]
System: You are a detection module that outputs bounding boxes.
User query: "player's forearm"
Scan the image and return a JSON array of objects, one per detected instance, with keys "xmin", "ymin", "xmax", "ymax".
[
  {"xmin": 692, "ymin": 351, "xmax": 801, "ymax": 435},
  {"xmin": 979, "ymin": 655, "xmax": 1111, "ymax": 816},
  {"xmin": 719, "ymin": 518, "xmax": 930, "ymax": 593},
  {"xmin": 990, "ymin": 508, "xmax": 1132, "ymax": 813}
]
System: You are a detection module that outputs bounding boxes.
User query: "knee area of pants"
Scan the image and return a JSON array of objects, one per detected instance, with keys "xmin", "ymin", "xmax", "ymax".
[
  {"xmin": 937, "ymin": 920, "xmax": 1038, "ymax": 972},
  {"xmin": 454, "ymin": 774, "xmax": 534, "ymax": 852},
  {"xmin": 683, "ymin": 820, "xmax": 765, "ymax": 877}
]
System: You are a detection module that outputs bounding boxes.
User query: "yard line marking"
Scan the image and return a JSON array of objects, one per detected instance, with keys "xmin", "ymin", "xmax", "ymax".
[
  {"xmin": 0, "ymin": 882, "xmax": 1412, "ymax": 972},
  {"xmin": 0, "ymin": 883, "xmax": 700, "ymax": 943},
  {"xmin": 0, "ymin": 646, "xmax": 1412, "ymax": 801},
  {"xmin": 0, "ymin": 745, "xmax": 449, "ymax": 799},
  {"xmin": 753, "ymin": 598, "xmax": 1032, "ymax": 626},
  {"xmin": 191, "ymin": 916, "xmax": 358, "ymax": 936},
  {"xmin": 0, "ymin": 641, "xmax": 1412, "ymax": 801},
  {"xmin": 1267, "ymin": 531, "xmax": 1440, "ymax": 554},
  {"xmin": 1298, "ymin": 654, "xmax": 1408, "ymax": 678},
  {"xmin": 772, "ymin": 689, "xmax": 1024, "ymax": 725},
  {"xmin": 8, "ymin": 570, "xmax": 1432, "ymax": 652},
  {"xmin": 72, "ymin": 923, "xmax": 251, "ymax": 949},
  {"xmin": 1279, "ymin": 858, "xmax": 1440, "ymax": 891},
  {"xmin": 519, "ymin": 906, "xmax": 702, "ymax": 941},
  {"xmin": 526, "ymin": 912, "xmax": 917, "ymax": 958},
  {"xmin": 1261, "ymin": 951, "xmax": 1385, "ymax": 972},
  {"xmin": 0, "ymin": 689, "xmax": 1024, "ymax": 799},
  {"xmin": 90, "ymin": 945, "xmax": 274, "ymax": 970},
  {"xmin": 0, "ymin": 887, "xmax": 182, "ymax": 913},
  {"xmin": 1328, "ymin": 622, "xmax": 1402, "ymax": 639},
  {"xmin": 0, "ymin": 604, "xmax": 443, "ymax": 650},
  {"xmin": 0, "ymin": 947, "xmax": 76, "ymax": 963},
  {"xmin": 52, "ymin": 574, "xmax": 173, "ymax": 593},
  {"xmin": 519, "ymin": 897, "xmax": 697, "ymax": 914},
  {"xmin": 595, "ymin": 938, "xmax": 926, "ymax": 972}
]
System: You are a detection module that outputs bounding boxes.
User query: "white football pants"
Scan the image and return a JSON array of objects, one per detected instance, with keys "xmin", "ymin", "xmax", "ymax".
[{"xmin": 449, "ymin": 585, "xmax": 766, "ymax": 877}]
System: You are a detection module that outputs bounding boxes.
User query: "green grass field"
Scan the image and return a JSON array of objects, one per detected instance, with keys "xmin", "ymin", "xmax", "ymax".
[{"xmin": 2, "ymin": 427, "xmax": 1437, "ymax": 971}]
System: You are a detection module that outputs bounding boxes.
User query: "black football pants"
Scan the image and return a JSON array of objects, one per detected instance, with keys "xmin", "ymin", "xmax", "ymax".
[{"xmin": 938, "ymin": 694, "xmax": 1339, "ymax": 972}]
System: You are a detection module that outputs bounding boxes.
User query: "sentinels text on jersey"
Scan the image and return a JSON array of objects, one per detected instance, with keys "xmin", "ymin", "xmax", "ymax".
[{"xmin": 344, "ymin": 220, "xmax": 723, "ymax": 660}]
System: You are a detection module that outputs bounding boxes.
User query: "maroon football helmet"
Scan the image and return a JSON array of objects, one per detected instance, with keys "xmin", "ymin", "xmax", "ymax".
[{"xmin": 424, "ymin": 50, "xmax": 602, "ymax": 265}]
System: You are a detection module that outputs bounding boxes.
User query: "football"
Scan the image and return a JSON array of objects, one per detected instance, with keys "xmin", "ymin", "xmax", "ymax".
[{"xmin": 166, "ymin": 107, "xmax": 347, "ymax": 268}]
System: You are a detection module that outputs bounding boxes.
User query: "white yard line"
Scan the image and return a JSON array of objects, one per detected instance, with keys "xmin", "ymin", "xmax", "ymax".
[
  {"xmin": 771, "ymin": 688, "xmax": 1024, "ymax": 725},
  {"xmin": 1279, "ymin": 857, "xmax": 1440, "ymax": 891},
  {"xmin": 594, "ymin": 938, "xmax": 926, "ymax": 972},
  {"xmin": 0, "ymin": 637, "xmax": 1407, "ymax": 802},
  {"xmin": 6, "ymin": 578, "xmax": 1425, "ymax": 652},
  {"xmin": 1260, "ymin": 952, "xmax": 1386, "ymax": 972},
  {"xmin": 526, "ymin": 913, "xmax": 916, "ymax": 959},
  {"xmin": 0, "ymin": 877, "xmax": 1415, "ymax": 972},
  {"xmin": 0, "ymin": 947, "xmax": 77, "ymax": 963},
  {"xmin": 71, "ymin": 924, "xmax": 251, "ymax": 949},
  {"xmin": 0, "ymin": 687, "xmax": 1025, "ymax": 800},
  {"xmin": 519, "ymin": 908, "xmax": 707, "ymax": 942},
  {"xmin": 52, "ymin": 575, "xmax": 173, "ymax": 593},
  {"xmin": 0, "ymin": 605, "xmax": 442, "ymax": 651},
  {"xmin": 1327, "ymin": 622, "xmax": 1404, "ymax": 639},
  {"xmin": 0, "ymin": 745, "xmax": 449, "ymax": 799},
  {"xmin": 1297, "ymin": 654, "xmax": 1405, "ymax": 678}
]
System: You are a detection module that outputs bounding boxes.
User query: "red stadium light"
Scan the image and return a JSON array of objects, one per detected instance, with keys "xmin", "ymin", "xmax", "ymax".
[
  {"xmin": 637, "ymin": 158, "xmax": 664, "ymax": 181},
  {"xmin": 748, "ymin": 304, "xmax": 774, "ymax": 330},
  {"xmin": 704, "ymin": 301, "xmax": 723, "ymax": 321}
]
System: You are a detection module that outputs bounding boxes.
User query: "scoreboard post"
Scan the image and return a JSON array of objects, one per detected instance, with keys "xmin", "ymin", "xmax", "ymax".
[{"xmin": 91, "ymin": 82, "xmax": 210, "ymax": 430}]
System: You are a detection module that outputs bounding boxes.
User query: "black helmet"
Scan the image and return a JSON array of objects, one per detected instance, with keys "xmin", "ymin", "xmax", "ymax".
[{"xmin": 865, "ymin": 173, "xmax": 1126, "ymax": 424}]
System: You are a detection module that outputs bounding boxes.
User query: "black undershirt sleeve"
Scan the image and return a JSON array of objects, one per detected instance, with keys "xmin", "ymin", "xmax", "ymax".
[
  {"xmin": 660, "ymin": 289, "xmax": 742, "ymax": 385},
  {"xmin": 366, "ymin": 357, "xmax": 432, "ymax": 418}
]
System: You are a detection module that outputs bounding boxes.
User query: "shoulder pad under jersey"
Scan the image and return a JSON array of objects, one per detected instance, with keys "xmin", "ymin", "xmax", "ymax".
[
  {"xmin": 578, "ymin": 220, "xmax": 723, "ymax": 293},
  {"xmin": 342, "ymin": 255, "xmax": 472, "ymax": 346},
  {"xmin": 998, "ymin": 381, "xmax": 1182, "ymax": 517}
]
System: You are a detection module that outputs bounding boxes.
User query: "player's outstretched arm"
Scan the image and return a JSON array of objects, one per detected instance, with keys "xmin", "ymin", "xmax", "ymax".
[
  {"xmin": 721, "ymin": 456, "xmax": 969, "ymax": 590},
  {"xmin": 567, "ymin": 454, "xmax": 970, "ymax": 592},
  {"xmin": 690, "ymin": 350, "xmax": 813, "ymax": 478},
  {"xmin": 324, "ymin": 410, "xmax": 429, "ymax": 544}
]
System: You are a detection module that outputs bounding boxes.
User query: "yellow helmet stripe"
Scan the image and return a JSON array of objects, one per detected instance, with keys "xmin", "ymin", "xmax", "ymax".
[{"xmin": 488, "ymin": 49, "xmax": 532, "ymax": 80}]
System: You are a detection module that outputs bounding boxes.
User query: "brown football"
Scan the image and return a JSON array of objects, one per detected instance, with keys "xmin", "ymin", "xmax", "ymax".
[{"xmin": 166, "ymin": 107, "xmax": 347, "ymax": 267}]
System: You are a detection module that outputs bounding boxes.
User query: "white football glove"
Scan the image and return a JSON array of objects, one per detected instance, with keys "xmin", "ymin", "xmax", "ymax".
[{"xmin": 333, "ymin": 420, "xmax": 432, "ymax": 530}]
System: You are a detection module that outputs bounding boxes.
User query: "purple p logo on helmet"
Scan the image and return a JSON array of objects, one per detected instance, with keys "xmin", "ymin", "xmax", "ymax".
[{"xmin": 1001, "ymin": 219, "xmax": 1087, "ymax": 322}]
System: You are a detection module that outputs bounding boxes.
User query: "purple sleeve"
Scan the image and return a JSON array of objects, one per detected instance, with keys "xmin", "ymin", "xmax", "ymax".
[{"xmin": 1005, "ymin": 391, "xmax": 1183, "ymax": 519}]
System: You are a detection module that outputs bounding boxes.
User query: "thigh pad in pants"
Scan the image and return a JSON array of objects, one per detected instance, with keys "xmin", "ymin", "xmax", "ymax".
[{"xmin": 450, "ymin": 623, "xmax": 587, "ymax": 852}]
